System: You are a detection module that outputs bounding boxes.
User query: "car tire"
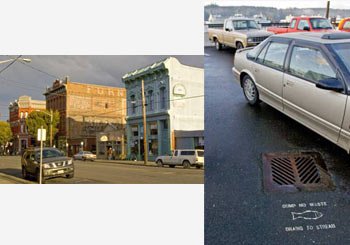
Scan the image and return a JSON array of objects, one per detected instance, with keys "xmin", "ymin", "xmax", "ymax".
[
  {"xmin": 242, "ymin": 75, "xmax": 260, "ymax": 106},
  {"xmin": 156, "ymin": 160, "xmax": 163, "ymax": 167},
  {"xmin": 215, "ymin": 39, "xmax": 222, "ymax": 51},
  {"xmin": 196, "ymin": 165, "xmax": 201, "ymax": 169},
  {"xmin": 169, "ymin": 165, "xmax": 175, "ymax": 168},
  {"xmin": 236, "ymin": 42, "xmax": 244, "ymax": 50},
  {"xmin": 183, "ymin": 160, "xmax": 191, "ymax": 169},
  {"xmin": 22, "ymin": 167, "xmax": 28, "ymax": 179},
  {"xmin": 66, "ymin": 173, "xmax": 74, "ymax": 179}
]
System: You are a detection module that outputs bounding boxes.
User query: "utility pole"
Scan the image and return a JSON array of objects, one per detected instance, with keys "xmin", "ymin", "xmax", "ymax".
[
  {"xmin": 326, "ymin": 1, "xmax": 330, "ymax": 19},
  {"xmin": 50, "ymin": 110, "xmax": 53, "ymax": 147},
  {"xmin": 141, "ymin": 79, "xmax": 148, "ymax": 165}
]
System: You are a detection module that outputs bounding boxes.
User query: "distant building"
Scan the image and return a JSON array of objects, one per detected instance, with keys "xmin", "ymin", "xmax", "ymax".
[
  {"xmin": 123, "ymin": 57, "xmax": 204, "ymax": 161},
  {"xmin": 8, "ymin": 96, "xmax": 46, "ymax": 153},
  {"xmin": 44, "ymin": 78, "xmax": 126, "ymax": 157}
]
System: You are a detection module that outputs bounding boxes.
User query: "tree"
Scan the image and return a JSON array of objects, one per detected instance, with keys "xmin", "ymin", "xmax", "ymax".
[
  {"xmin": 26, "ymin": 110, "xmax": 60, "ymax": 145},
  {"xmin": 0, "ymin": 121, "xmax": 12, "ymax": 146}
]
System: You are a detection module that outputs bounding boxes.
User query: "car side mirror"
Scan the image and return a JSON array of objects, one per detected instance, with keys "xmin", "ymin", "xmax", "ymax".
[
  {"xmin": 316, "ymin": 78, "xmax": 343, "ymax": 92},
  {"xmin": 303, "ymin": 26, "xmax": 310, "ymax": 31},
  {"xmin": 225, "ymin": 28, "xmax": 232, "ymax": 32}
]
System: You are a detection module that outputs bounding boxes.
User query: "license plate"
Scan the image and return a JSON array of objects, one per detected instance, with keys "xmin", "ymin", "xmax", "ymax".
[{"xmin": 57, "ymin": 170, "xmax": 64, "ymax": 174}]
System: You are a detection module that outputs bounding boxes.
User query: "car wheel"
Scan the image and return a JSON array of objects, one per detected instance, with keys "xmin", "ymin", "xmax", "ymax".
[
  {"xmin": 215, "ymin": 39, "xmax": 222, "ymax": 51},
  {"xmin": 183, "ymin": 160, "xmax": 191, "ymax": 169},
  {"xmin": 169, "ymin": 165, "xmax": 175, "ymax": 168},
  {"xmin": 156, "ymin": 160, "xmax": 163, "ymax": 167},
  {"xmin": 236, "ymin": 42, "xmax": 244, "ymax": 50},
  {"xmin": 22, "ymin": 167, "xmax": 28, "ymax": 179},
  {"xmin": 242, "ymin": 75, "xmax": 260, "ymax": 106},
  {"xmin": 66, "ymin": 173, "xmax": 74, "ymax": 179}
]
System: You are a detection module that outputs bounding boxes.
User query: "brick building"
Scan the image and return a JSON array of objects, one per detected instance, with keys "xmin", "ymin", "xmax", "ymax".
[
  {"xmin": 8, "ymin": 95, "xmax": 46, "ymax": 153},
  {"xmin": 44, "ymin": 78, "xmax": 126, "ymax": 157}
]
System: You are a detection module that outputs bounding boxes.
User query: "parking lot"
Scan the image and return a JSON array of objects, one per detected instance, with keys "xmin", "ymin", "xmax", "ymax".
[{"xmin": 205, "ymin": 46, "xmax": 350, "ymax": 244}]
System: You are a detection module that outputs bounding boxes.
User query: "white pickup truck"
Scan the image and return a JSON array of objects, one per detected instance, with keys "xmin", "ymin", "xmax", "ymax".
[{"xmin": 155, "ymin": 149, "xmax": 204, "ymax": 169}]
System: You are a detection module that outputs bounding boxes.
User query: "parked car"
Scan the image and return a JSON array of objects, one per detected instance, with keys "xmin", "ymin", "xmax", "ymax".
[
  {"xmin": 155, "ymin": 149, "xmax": 204, "ymax": 169},
  {"xmin": 338, "ymin": 17, "xmax": 350, "ymax": 32},
  {"xmin": 232, "ymin": 32, "xmax": 350, "ymax": 153},
  {"xmin": 208, "ymin": 17, "xmax": 273, "ymax": 51},
  {"xmin": 21, "ymin": 147, "xmax": 74, "ymax": 183},
  {"xmin": 267, "ymin": 17, "xmax": 334, "ymax": 34},
  {"xmin": 73, "ymin": 151, "xmax": 97, "ymax": 161}
]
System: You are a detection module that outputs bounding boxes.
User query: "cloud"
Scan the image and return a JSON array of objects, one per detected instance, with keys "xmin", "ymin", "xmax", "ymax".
[{"xmin": 0, "ymin": 55, "xmax": 203, "ymax": 120}]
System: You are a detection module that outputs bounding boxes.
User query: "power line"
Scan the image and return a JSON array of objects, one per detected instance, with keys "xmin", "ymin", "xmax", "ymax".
[{"xmin": 0, "ymin": 55, "xmax": 22, "ymax": 75}]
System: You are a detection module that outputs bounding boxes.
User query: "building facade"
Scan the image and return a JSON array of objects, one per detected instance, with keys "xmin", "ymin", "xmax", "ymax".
[
  {"xmin": 44, "ymin": 78, "xmax": 126, "ymax": 157},
  {"xmin": 8, "ymin": 96, "xmax": 46, "ymax": 153},
  {"xmin": 123, "ymin": 57, "xmax": 204, "ymax": 161}
]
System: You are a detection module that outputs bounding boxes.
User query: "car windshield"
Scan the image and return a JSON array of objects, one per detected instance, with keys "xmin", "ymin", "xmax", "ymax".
[
  {"xmin": 197, "ymin": 151, "xmax": 204, "ymax": 157},
  {"xmin": 329, "ymin": 42, "xmax": 350, "ymax": 72},
  {"xmin": 310, "ymin": 18, "xmax": 333, "ymax": 29},
  {"xmin": 36, "ymin": 149, "xmax": 64, "ymax": 159},
  {"xmin": 233, "ymin": 20, "xmax": 259, "ymax": 30}
]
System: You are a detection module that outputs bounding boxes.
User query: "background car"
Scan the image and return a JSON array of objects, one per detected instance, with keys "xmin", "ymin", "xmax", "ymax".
[
  {"xmin": 21, "ymin": 147, "xmax": 74, "ymax": 183},
  {"xmin": 155, "ymin": 149, "xmax": 204, "ymax": 169},
  {"xmin": 73, "ymin": 151, "xmax": 97, "ymax": 161}
]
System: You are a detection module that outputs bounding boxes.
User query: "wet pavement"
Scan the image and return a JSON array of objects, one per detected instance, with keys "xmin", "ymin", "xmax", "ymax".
[{"xmin": 205, "ymin": 46, "xmax": 350, "ymax": 244}]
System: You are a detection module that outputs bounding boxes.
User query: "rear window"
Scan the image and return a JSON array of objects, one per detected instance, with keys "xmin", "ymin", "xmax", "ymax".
[
  {"xmin": 180, "ymin": 151, "xmax": 195, "ymax": 156},
  {"xmin": 197, "ymin": 151, "xmax": 204, "ymax": 157}
]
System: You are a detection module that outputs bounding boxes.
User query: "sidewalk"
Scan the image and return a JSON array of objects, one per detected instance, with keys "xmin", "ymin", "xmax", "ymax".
[
  {"xmin": 94, "ymin": 159, "xmax": 157, "ymax": 167},
  {"xmin": 0, "ymin": 173, "xmax": 32, "ymax": 184}
]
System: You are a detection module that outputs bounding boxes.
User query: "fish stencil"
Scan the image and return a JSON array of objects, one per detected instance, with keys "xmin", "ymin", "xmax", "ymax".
[{"xmin": 291, "ymin": 210, "xmax": 323, "ymax": 220}]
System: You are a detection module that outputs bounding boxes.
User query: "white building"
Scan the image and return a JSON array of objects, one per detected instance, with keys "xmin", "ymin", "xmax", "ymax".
[{"xmin": 122, "ymin": 57, "xmax": 204, "ymax": 160}]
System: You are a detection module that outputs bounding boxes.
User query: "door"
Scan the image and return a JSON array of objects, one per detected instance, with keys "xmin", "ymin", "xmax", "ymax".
[
  {"xmin": 222, "ymin": 20, "xmax": 235, "ymax": 46},
  {"xmin": 170, "ymin": 150, "xmax": 179, "ymax": 165},
  {"xmin": 283, "ymin": 45, "xmax": 347, "ymax": 143},
  {"xmin": 252, "ymin": 41, "xmax": 290, "ymax": 110}
]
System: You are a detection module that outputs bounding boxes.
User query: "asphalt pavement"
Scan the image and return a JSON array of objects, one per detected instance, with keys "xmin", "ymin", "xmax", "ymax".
[
  {"xmin": 0, "ymin": 156, "xmax": 203, "ymax": 184},
  {"xmin": 205, "ymin": 46, "xmax": 350, "ymax": 244}
]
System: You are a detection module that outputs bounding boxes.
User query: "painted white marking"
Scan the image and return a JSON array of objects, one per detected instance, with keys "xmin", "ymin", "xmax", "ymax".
[{"xmin": 291, "ymin": 210, "xmax": 323, "ymax": 220}]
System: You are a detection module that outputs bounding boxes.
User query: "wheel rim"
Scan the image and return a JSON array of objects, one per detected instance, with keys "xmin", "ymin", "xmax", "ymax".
[{"xmin": 243, "ymin": 78, "xmax": 256, "ymax": 101}]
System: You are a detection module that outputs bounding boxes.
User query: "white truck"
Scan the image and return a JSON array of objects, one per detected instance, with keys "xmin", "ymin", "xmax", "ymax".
[{"xmin": 155, "ymin": 149, "xmax": 204, "ymax": 169}]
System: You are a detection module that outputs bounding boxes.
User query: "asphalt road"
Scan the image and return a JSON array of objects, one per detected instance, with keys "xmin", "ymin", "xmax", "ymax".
[
  {"xmin": 205, "ymin": 46, "xmax": 350, "ymax": 244},
  {"xmin": 0, "ymin": 156, "xmax": 203, "ymax": 184}
]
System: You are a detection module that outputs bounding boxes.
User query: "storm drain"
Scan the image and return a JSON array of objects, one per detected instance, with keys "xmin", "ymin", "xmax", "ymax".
[{"xmin": 262, "ymin": 152, "xmax": 335, "ymax": 193}]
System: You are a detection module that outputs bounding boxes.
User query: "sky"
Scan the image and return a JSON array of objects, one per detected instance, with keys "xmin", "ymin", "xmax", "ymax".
[
  {"xmin": 0, "ymin": 55, "xmax": 203, "ymax": 120},
  {"xmin": 204, "ymin": 0, "xmax": 350, "ymax": 9}
]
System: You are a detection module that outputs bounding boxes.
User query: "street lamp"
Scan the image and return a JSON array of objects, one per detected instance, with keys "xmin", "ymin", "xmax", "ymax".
[
  {"xmin": 0, "ymin": 58, "xmax": 31, "ymax": 65},
  {"xmin": 36, "ymin": 110, "xmax": 53, "ymax": 147}
]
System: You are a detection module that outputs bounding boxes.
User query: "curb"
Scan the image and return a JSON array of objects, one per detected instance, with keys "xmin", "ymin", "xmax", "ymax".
[
  {"xmin": 0, "ymin": 173, "xmax": 33, "ymax": 184},
  {"xmin": 93, "ymin": 159, "xmax": 158, "ymax": 168}
]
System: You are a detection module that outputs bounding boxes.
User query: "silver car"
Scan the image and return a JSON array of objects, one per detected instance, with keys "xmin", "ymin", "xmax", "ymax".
[
  {"xmin": 73, "ymin": 151, "xmax": 97, "ymax": 161},
  {"xmin": 233, "ymin": 32, "xmax": 350, "ymax": 153}
]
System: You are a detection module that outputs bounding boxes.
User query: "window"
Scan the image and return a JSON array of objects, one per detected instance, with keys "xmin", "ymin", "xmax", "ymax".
[
  {"xmin": 290, "ymin": 19, "xmax": 296, "ymax": 29},
  {"xmin": 262, "ymin": 42, "xmax": 289, "ymax": 70},
  {"xmin": 131, "ymin": 125, "xmax": 138, "ymax": 137},
  {"xmin": 160, "ymin": 87, "xmax": 166, "ymax": 109},
  {"xmin": 225, "ymin": 21, "xmax": 234, "ymax": 31},
  {"xmin": 20, "ymin": 112, "xmax": 23, "ymax": 118},
  {"xmin": 256, "ymin": 43, "xmax": 269, "ymax": 63},
  {"xmin": 174, "ymin": 150, "xmax": 178, "ymax": 156},
  {"xmin": 147, "ymin": 90, "xmax": 154, "ymax": 111},
  {"xmin": 344, "ymin": 21, "xmax": 350, "ymax": 30},
  {"xmin": 150, "ymin": 122, "xmax": 158, "ymax": 135},
  {"xmin": 25, "ymin": 112, "xmax": 28, "ymax": 118},
  {"xmin": 105, "ymin": 103, "xmax": 108, "ymax": 109},
  {"xmin": 310, "ymin": 18, "xmax": 333, "ymax": 30},
  {"xmin": 232, "ymin": 20, "xmax": 259, "ymax": 30},
  {"xmin": 130, "ymin": 95, "xmax": 136, "ymax": 114},
  {"xmin": 180, "ymin": 151, "xmax": 195, "ymax": 156},
  {"xmin": 297, "ymin": 19, "xmax": 310, "ymax": 30},
  {"xmin": 289, "ymin": 46, "xmax": 336, "ymax": 83},
  {"xmin": 162, "ymin": 120, "xmax": 168, "ymax": 129}
]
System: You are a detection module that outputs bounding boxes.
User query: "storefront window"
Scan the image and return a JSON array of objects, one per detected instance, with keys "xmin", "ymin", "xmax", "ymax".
[
  {"xmin": 149, "ymin": 140, "xmax": 158, "ymax": 156},
  {"xmin": 150, "ymin": 122, "xmax": 157, "ymax": 135}
]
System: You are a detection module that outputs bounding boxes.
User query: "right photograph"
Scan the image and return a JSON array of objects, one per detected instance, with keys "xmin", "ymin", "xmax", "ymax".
[{"xmin": 205, "ymin": 0, "xmax": 350, "ymax": 244}]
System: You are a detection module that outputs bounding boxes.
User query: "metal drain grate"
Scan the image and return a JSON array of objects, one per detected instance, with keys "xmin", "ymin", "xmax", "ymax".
[{"xmin": 262, "ymin": 152, "xmax": 335, "ymax": 193}]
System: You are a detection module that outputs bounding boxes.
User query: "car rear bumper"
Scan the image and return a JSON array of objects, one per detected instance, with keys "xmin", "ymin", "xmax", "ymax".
[{"xmin": 43, "ymin": 166, "xmax": 74, "ymax": 178}]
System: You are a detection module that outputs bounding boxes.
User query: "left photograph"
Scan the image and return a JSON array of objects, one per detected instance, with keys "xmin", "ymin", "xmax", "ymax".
[{"xmin": 0, "ymin": 55, "xmax": 204, "ymax": 184}]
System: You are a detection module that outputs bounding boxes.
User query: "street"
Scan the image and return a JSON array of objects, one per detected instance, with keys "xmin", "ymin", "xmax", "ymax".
[
  {"xmin": 205, "ymin": 46, "xmax": 350, "ymax": 244},
  {"xmin": 0, "ymin": 156, "xmax": 203, "ymax": 184}
]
